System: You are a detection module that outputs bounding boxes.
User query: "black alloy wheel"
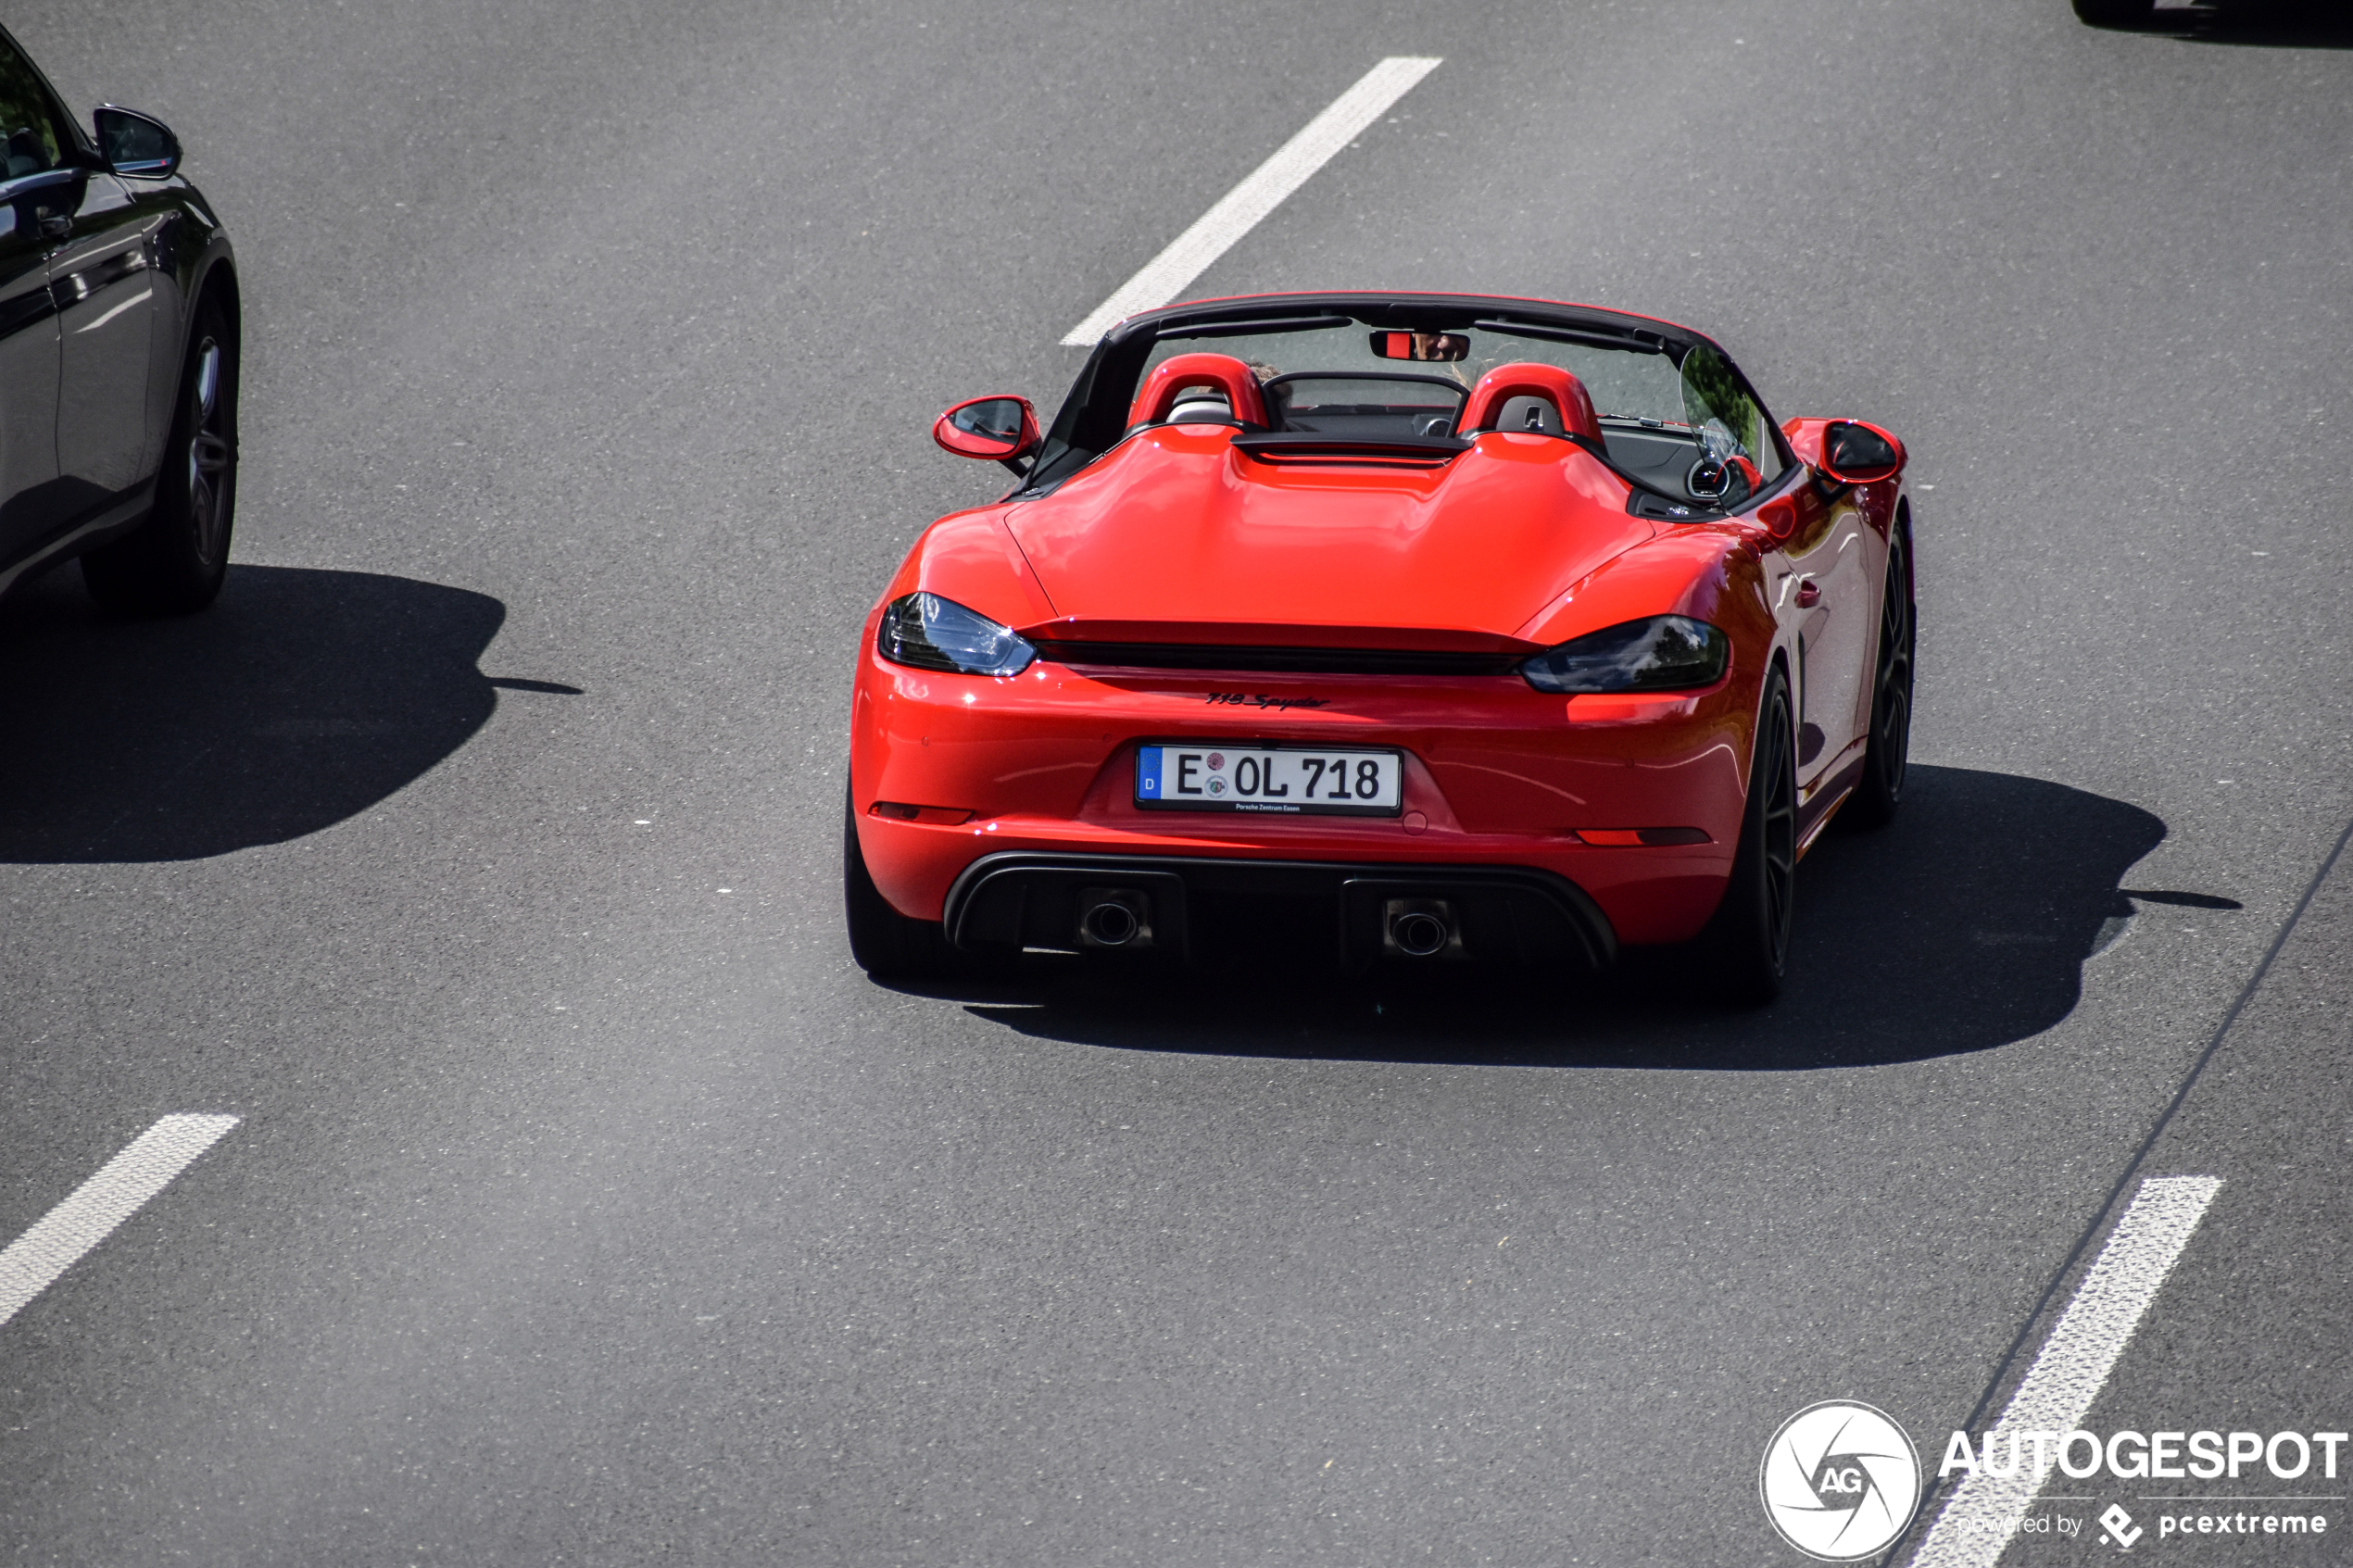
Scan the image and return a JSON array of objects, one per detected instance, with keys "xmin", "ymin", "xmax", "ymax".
[
  {"xmin": 1844, "ymin": 527, "xmax": 1915, "ymax": 829},
  {"xmin": 1705, "ymin": 668, "xmax": 1797, "ymax": 1004},
  {"xmin": 844, "ymin": 785, "xmax": 957, "ymax": 979},
  {"xmin": 82, "ymin": 297, "xmax": 239, "ymax": 614}
]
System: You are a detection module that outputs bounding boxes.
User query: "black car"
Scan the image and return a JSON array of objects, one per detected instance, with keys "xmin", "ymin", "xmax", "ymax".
[{"xmin": 1, "ymin": 24, "xmax": 239, "ymax": 613}]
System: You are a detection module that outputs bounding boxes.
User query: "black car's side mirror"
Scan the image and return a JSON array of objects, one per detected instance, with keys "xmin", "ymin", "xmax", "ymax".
[{"xmin": 94, "ymin": 107, "xmax": 182, "ymax": 179}]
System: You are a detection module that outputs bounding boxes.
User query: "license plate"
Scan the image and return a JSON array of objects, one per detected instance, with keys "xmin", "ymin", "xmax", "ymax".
[{"xmin": 1135, "ymin": 745, "xmax": 1403, "ymax": 815}]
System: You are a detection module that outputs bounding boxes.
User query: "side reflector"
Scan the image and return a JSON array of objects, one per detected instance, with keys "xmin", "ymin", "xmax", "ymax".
[
  {"xmin": 1574, "ymin": 827, "xmax": 1711, "ymax": 847},
  {"xmin": 868, "ymin": 802, "xmax": 975, "ymax": 825}
]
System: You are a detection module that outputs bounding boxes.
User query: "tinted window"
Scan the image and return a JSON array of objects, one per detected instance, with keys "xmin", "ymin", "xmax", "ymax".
[{"xmin": 0, "ymin": 37, "xmax": 66, "ymax": 180}]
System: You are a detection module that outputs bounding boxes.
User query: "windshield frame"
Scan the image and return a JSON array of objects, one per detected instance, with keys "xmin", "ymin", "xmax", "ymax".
[{"xmin": 1015, "ymin": 292, "xmax": 1797, "ymax": 514}]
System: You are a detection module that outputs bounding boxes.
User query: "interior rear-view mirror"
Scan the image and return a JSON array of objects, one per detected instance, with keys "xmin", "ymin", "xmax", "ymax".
[
  {"xmin": 933, "ymin": 395, "xmax": 1040, "ymax": 471},
  {"xmin": 94, "ymin": 106, "xmax": 181, "ymax": 179},
  {"xmin": 1818, "ymin": 420, "xmax": 1904, "ymax": 485},
  {"xmin": 1370, "ymin": 331, "xmax": 1469, "ymax": 363}
]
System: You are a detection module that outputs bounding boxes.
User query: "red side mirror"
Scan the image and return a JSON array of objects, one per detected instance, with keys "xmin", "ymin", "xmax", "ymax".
[
  {"xmin": 1818, "ymin": 420, "xmax": 1906, "ymax": 485},
  {"xmin": 934, "ymin": 395, "xmax": 1040, "ymax": 465},
  {"xmin": 1780, "ymin": 418, "xmax": 1907, "ymax": 487}
]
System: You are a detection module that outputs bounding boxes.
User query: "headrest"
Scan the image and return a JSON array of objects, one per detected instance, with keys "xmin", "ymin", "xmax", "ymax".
[
  {"xmin": 1457, "ymin": 362, "xmax": 1600, "ymax": 441},
  {"xmin": 1129, "ymin": 353, "xmax": 1269, "ymax": 429}
]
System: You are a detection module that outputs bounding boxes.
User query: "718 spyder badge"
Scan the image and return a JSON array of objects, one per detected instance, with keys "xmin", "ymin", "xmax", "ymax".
[{"xmin": 1203, "ymin": 693, "xmax": 1330, "ymax": 709}]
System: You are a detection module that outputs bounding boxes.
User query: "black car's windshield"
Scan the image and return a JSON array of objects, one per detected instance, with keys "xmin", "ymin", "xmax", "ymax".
[{"xmin": 1028, "ymin": 309, "xmax": 1786, "ymax": 508}]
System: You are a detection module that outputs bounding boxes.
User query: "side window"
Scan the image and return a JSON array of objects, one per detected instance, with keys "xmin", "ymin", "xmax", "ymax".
[
  {"xmin": 0, "ymin": 38, "xmax": 67, "ymax": 180},
  {"xmin": 1679, "ymin": 346, "xmax": 1784, "ymax": 486}
]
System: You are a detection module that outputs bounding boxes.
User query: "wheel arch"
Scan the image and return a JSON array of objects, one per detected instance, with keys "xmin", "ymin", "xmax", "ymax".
[
  {"xmin": 1741, "ymin": 645, "xmax": 1796, "ymax": 793},
  {"xmin": 189, "ymin": 253, "xmax": 242, "ymax": 347},
  {"xmin": 146, "ymin": 245, "xmax": 242, "ymax": 473}
]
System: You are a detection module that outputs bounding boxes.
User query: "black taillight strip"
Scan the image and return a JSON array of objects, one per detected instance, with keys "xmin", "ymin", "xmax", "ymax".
[{"xmin": 1032, "ymin": 642, "xmax": 1525, "ymax": 676}]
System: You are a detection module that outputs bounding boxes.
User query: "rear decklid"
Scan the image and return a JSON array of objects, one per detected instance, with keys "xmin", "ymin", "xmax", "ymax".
[{"xmin": 1005, "ymin": 426, "xmax": 1651, "ymax": 652}]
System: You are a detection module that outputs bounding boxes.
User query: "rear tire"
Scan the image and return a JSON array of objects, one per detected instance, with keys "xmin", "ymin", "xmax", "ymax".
[
  {"xmin": 82, "ymin": 296, "xmax": 238, "ymax": 615},
  {"xmin": 844, "ymin": 787, "xmax": 956, "ymax": 978},
  {"xmin": 1705, "ymin": 668, "xmax": 1797, "ymax": 1005},
  {"xmin": 1843, "ymin": 526, "xmax": 1914, "ymax": 830}
]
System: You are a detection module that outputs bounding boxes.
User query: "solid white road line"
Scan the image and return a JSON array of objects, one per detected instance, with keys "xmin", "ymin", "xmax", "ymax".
[
  {"xmin": 1907, "ymin": 1175, "xmax": 2223, "ymax": 1568},
  {"xmin": 1059, "ymin": 56, "xmax": 1441, "ymax": 347},
  {"xmin": 0, "ymin": 1114, "xmax": 240, "ymax": 1328}
]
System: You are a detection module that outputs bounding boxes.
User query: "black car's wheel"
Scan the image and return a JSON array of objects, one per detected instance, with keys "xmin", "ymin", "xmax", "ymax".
[
  {"xmin": 1843, "ymin": 527, "xmax": 1915, "ymax": 830},
  {"xmin": 82, "ymin": 297, "xmax": 238, "ymax": 614},
  {"xmin": 844, "ymin": 787, "xmax": 958, "ymax": 978},
  {"xmin": 1705, "ymin": 667, "xmax": 1797, "ymax": 1005},
  {"xmin": 2072, "ymin": 0, "xmax": 2159, "ymax": 26}
]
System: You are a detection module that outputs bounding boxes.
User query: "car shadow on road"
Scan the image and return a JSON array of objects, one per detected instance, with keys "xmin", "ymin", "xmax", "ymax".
[
  {"xmin": 0, "ymin": 563, "xmax": 525, "ymax": 862},
  {"xmin": 911, "ymin": 766, "xmax": 2221, "ymax": 1069}
]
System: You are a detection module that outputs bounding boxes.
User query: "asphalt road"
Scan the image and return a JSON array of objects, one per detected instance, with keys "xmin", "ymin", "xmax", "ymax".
[{"xmin": 3, "ymin": 2, "xmax": 2350, "ymax": 1563}]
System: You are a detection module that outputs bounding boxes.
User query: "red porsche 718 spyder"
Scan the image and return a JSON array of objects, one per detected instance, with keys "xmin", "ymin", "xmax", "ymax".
[{"xmin": 845, "ymin": 292, "xmax": 1912, "ymax": 1001}]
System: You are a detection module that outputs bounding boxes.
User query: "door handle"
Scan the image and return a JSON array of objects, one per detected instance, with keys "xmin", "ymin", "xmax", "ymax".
[{"xmin": 1795, "ymin": 580, "xmax": 1821, "ymax": 608}]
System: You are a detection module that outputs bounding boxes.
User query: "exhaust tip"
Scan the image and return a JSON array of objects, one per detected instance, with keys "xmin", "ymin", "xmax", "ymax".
[
  {"xmin": 1391, "ymin": 910, "xmax": 1450, "ymax": 957},
  {"xmin": 1382, "ymin": 898, "xmax": 1459, "ymax": 960},
  {"xmin": 1082, "ymin": 901, "xmax": 1140, "ymax": 947},
  {"xmin": 1076, "ymin": 887, "xmax": 1151, "ymax": 949}
]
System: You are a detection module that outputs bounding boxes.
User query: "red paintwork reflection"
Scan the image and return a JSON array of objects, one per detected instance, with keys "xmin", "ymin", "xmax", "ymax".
[{"xmin": 1002, "ymin": 426, "xmax": 1652, "ymax": 645}]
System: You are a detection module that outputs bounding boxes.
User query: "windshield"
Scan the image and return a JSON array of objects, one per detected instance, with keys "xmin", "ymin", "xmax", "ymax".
[
  {"xmin": 1106, "ymin": 316, "xmax": 1782, "ymax": 508},
  {"xmin": 1138, "ymin": 321, "xmax": 1691, "ymax": 428},
  {"xmin": 1024, "ymin": 303, "xmax": 1790, "ymax": 509}
]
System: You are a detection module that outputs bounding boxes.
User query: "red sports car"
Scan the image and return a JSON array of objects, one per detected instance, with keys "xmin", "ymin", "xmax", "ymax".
[{"xmin": 845, "ymin": 292, "xmax": 1912, "ymax": 1001}]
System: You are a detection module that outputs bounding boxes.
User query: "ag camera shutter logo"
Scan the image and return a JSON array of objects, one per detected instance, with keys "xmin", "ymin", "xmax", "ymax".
[{"xmin": 1760, "ymin": 1401, "xmax": 1923, "ymax": 1561}]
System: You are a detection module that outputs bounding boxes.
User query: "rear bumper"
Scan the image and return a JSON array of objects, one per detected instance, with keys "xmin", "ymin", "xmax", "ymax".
[
  {"xmin": 945, "ymin": 851, "xmax": 1617, "ymax": 970},
  {"xmin": 849, "ymin": 646, "xmax": 1761, "ymax": 946}
]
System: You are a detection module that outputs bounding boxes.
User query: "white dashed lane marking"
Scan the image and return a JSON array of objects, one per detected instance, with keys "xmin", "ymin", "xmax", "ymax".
[
  {"xmin": 1908, "ymin": 1174, "xmax": 2223, "ymax": 1568},
  {"xmin": 0, "ymin": 1114, "xmax": 240, "ymax": 1328},
  {"xmin": 1060, "ymin": 56, "xmax": 1442, "ymax": 346}
]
